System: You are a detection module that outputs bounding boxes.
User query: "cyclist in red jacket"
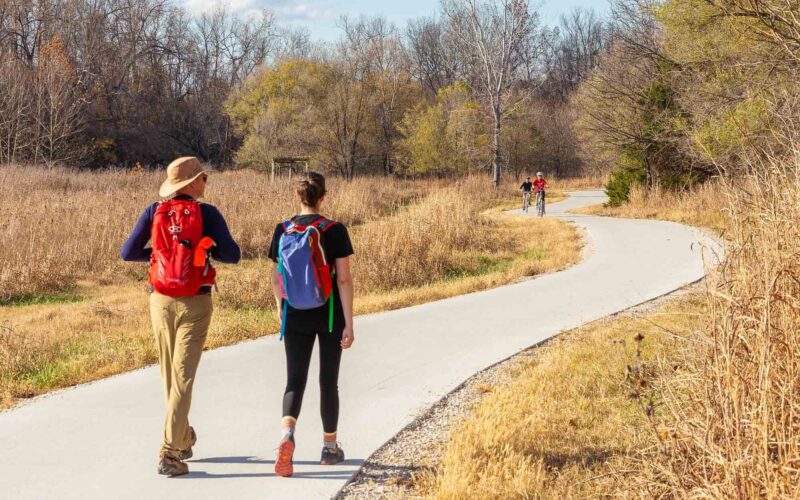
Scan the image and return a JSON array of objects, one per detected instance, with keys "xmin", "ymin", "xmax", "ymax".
[
  {"xmin": 533, "ymin": 172, "xmax": 548, "ymax": 193},
  {"xmin": 533, "ymin": 172, "xmax": 548, "ymax": 216}
]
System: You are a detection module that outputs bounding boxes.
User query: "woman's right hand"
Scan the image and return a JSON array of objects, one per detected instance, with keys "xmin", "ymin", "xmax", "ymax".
[{"xmin": 341, "ymin": 326, "xmax": 354, "ymax": 349}]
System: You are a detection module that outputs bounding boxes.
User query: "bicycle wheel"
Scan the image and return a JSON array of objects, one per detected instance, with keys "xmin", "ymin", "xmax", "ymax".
[{"xmin": 536, "ymin": 193, "xmax": 544, "ymax": 217}]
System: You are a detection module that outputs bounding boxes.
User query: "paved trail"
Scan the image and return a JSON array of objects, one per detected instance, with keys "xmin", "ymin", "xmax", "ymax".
[{"xmin": 0, "ymin": 191, "xmax": 719, "ymax": 500}]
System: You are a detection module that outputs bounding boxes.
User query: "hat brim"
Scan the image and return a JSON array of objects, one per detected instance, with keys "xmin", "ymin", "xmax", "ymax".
[{"xmin": 158, "ymin": 170, "xmax": 206, "ymax": 198}]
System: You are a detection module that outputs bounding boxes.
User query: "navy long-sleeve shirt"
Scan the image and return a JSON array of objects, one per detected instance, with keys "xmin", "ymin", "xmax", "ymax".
[{"xmin": 120, "ymin": 196, "xmax": 241, "ymax": 264}]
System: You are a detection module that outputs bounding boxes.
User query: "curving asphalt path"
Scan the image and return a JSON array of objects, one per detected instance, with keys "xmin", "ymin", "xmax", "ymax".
[{"xmin": 0, "ymin": 191, "xmax": 720, "ymax": 500}]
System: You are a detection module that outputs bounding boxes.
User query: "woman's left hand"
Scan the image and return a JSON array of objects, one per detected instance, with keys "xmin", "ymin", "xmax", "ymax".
[{"xmin": 341, "ymin": 326, "xmax": 354, "ymax": 349}]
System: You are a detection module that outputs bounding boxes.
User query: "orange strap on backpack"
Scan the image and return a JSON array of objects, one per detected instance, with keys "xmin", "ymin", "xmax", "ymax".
[{"xmin": 193, "ymin": 237, "xmax": 216, "ymax": 267}]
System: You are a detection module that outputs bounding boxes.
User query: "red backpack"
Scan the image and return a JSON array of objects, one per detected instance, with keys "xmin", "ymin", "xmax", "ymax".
[{"xmin": 148, "ymin": 199, "xmax": 215, "ymax": 296}]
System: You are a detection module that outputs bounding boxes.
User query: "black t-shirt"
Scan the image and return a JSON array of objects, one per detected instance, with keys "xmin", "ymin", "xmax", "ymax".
[
  {"xmin": 268, "ymin": 214, "xmax": 354, "ymax": 332},
  {"xmin": 521, "ymin": 181, "xmax": 533, "ymax": 192}
]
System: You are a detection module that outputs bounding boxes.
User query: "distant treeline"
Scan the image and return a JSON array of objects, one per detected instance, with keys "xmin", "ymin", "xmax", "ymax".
[
  {"xmin": 10, "ymin": 1, "xmax": 792, "ymax": 187},
  {"xmin": 0, "ymin": 0, "xmax": 609, "ymax": 180},
  {"xmin": 0, "ymin": 0, "xmax": 288, "ymax": 168}
]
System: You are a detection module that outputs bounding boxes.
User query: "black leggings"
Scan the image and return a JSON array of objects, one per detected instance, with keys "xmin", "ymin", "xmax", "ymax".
[{"xmin": 282, "ymin": 326, "xmax": 343, "ymax": 433}]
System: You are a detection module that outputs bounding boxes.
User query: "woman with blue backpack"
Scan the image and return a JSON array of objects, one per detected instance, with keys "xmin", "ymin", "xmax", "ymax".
[{"xmin": 268, "ymin": 171, "xmax": 355, "ymax": 477}]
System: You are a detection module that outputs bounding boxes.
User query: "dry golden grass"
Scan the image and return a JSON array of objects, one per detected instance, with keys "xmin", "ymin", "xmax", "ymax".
[
  {"xmin": 573, "ymin": 182, "xmax": 730, "ymax": 232},
  {"xmin": 418, "ymin": 293, "xmax": 707, "ymax": 499},
  {"xmin": 626, "ymin": 162, "xmax": 800, "ymax": 497},
  {"xmin": 0, "ymin": 166, "xmax": 425, "ymax": 303},
  {"xmin": 0, "ymin": 166, "xmax": 582, "ymax": 408},
  {"xmin": 356, "ymin": 209, "xmax": 581, "ymax": 316},
  {"xmin": 550, "ymin": 174, "xmax": 608, "ymax": 191}
]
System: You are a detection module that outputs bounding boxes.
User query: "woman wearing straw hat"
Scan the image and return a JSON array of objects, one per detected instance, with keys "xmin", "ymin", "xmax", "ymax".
[{"xmin": 121, "ymin": 157, "xmax": 241, "ymax": 476}]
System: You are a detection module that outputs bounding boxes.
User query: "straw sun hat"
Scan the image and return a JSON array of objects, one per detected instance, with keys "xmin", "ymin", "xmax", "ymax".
[{"xmin": 159, "ymin": 157, "xmax": 207, "ymax": 198}]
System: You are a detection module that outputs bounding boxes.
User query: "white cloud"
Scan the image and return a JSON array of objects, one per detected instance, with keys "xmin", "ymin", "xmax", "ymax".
[
  {"xmin": 181, "ymin": 0, "xmax": 339, "ymax": 21},
  {"xmin": 275, "ymin": 3, "xmax": 337, "ymax": 21},
  {"xmin": 182, "ymin": 0, "xmax": 222, "ymax": 13}
]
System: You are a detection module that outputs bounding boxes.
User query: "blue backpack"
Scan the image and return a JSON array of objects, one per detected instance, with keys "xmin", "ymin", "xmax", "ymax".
[{"xmin": 277, "ymin": 217, "xmax": 336, "ymax": 339}]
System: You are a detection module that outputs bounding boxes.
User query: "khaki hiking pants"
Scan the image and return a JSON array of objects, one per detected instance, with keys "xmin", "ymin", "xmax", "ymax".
[{"xmin": 149, "ymin": 292, "xmax": 213, "ymax": 457}]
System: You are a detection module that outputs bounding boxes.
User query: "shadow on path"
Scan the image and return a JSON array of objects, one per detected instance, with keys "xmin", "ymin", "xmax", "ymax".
[
  {"xmin": 181, "ymin": 469, "xmax": 359, "ymax": 480},
  {"xmin": 182, "ymin": 456, "xmax": 363, "ymax": 480},
  {"xmin": 191, "ymin": 456, "xmax": 362, "ymax": 467}
]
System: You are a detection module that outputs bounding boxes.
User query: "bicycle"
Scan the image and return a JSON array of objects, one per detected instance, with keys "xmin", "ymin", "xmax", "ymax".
[
  {"xmin": 535, "ymin": 190, "xmax": 545, "ymax": 217},
  {"xmin": 522, "ymin": 191, "xmax": 531, "ymax": 212}
]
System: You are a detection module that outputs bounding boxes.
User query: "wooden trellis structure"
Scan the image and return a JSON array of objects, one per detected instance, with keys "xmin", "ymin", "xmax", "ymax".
[{"xmin": 271, "ymin": 157, "xmax": 310, "ymax": 180}]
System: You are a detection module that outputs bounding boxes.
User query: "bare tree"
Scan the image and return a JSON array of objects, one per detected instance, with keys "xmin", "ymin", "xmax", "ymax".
[
  {"xmin": 442, "ymin": 0, "xmax": 538, "ymax": 187},
  {"xmin": 406, "ymin": 17, "xmax": 459, "ymax": 96},
  {"xmin": 0, "ymin": 57, "xmax": 33, "ymax": 163},
  {"xmin": 539, "ymin": 8, "xmax": 605, "ymax": 101},
  {"xmin": 274, "ymin": 25, "xmax": 311, "ymax": 60},
  {"xmin": 354, "ymin": 17, "xmax": 421, "ymax": 175},
  {"xmin": 311, "ymin": 17, "xmax": 378, "ymax": 180},
  {"xmin": 32, "ymin": 35, "xmax": 85, "ymax": 165}
]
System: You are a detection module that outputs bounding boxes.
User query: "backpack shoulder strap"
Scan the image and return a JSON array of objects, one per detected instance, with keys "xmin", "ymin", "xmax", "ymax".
[
  {"xmin": 154, "ymin": 199, "xmax": 175, "ymax": 215},
  {"xmin": 311, "ymin": 218, "xmax": 337, "ymax": 233}
]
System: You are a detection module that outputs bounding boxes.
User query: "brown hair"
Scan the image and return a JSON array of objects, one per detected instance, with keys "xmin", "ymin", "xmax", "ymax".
[{"xmin": 296, "ymin": 171, "xmax": 326, "ymax": 208}]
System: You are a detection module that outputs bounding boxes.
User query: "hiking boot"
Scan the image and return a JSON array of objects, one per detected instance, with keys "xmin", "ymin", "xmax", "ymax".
[
  {"xmin": 275, "ymin": 435, "xmax": 295, "ymax": 477},
  {"xmin": 157, "ymin": 453, "xmax": 188, "ymax": 477},
  {"xmin": 180, "ymin": 427, "xmax": 197, "ymax": 461},
  {"xmin": 320, "ymin": 443, "xmax": 345, "ymax": 465}
]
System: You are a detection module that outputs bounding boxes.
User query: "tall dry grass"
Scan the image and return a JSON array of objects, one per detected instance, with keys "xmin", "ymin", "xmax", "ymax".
[
  {"xmin": 550, "ymin": 173, "xmax": 608, "ymax": 191},
  {"xmin": 0, "ymin": 166, "xmax": 425, "ymax": 303},
  {"xmin": 632, "ymin": 161, "xmax": 800, "ymax": 497},
  {"xmin": 354, "ymin": 178, "xmax": 518, "ymax": 292},
  {"xmin": 575, "ymin": 181, "xmax": 730, "ymax": 232}
]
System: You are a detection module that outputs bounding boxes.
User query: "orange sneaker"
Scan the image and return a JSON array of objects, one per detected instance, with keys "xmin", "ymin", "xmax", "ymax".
[{"xmin": 275, "ymin": 435, "xmax": 295, "ymax": 477}]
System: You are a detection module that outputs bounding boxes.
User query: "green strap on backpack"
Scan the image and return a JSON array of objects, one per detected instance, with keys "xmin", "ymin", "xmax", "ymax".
[
  {"xmin": 328, "ymin": 288, "xmax": 334, "ymax": 333},
  {"xmin": 328, "ymin": 270, "xmax": 335, "ymax": 333}
]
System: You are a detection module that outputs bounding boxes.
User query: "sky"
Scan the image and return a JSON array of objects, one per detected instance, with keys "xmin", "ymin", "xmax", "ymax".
[{"xmin": 183, "ymin": 0, "xmax": 612, "ymax": 41}]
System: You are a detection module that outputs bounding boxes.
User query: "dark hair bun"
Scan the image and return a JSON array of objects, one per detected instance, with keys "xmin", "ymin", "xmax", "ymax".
[{"xmin": 297, "ymin": 171, "xmax": 326, "ymax": 208}]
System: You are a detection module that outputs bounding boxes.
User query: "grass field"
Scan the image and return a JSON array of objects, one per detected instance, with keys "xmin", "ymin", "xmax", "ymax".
[
  {"xmin": 418, "ymin": 292, "xmax": 707, "ymax": 499},
  {"xmin": 572, "ymin": 182, "xmax": 729, "ymax": 232},
  {"xmin": 0, "ymin": 166, "xmax": 583, "ymax": 408}
]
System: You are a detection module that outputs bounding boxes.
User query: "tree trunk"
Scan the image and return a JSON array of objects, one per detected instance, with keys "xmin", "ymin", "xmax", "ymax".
[
  {"xmin": 643, "ymin": 152, "xmax": 654, "ymax": 187},
  {"xmin": 382, "ymin": 152, "xmax": 391, "ymax": 176},
  {"xmin": 492, "ymin": 106, "xmax": 502, "ymax": 188},
  {"xmin": 347, "ymin": 150, "xmax": 356, "ymax": 181}
]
